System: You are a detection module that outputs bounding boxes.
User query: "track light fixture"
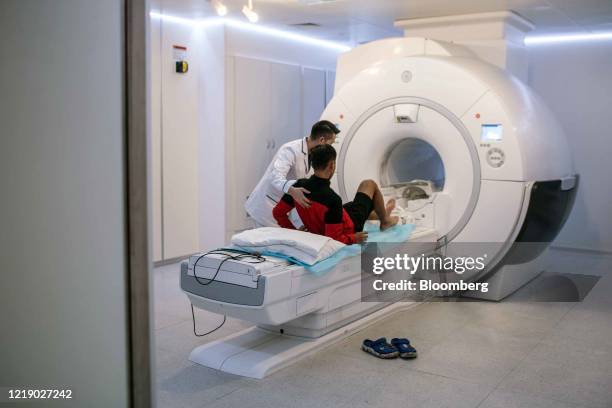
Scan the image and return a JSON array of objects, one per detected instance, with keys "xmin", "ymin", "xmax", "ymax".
[
  {"xmin": 210, "ymin": 0, "xmax": 227, "ymax": 16},
  {"xmin": 242, "ymin": 0, "xmax": 259, "ymax": 23}
]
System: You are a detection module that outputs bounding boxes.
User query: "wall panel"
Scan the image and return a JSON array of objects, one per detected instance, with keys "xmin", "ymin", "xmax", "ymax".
[
  {"xmin": 231, "ymin": 56, "xmax": 273, "ymax": 231},
  {"xmin": 160, "ymin": 20, "xmax": 200, "ymax": 259},
  {"xmin": 302, "ymin": 67, "xmax": 326, "ymax": 136},
  {"xmin": 528, "ymin": 42, "xmax": 612, "ymax": 252},
  {"xmin": 151, "ymin": 14, "xmax": 163, "ymax": 261},
  {"xmin": 326, "ymin": 70, "xmax": 336, "ymax": 105},
  {"xmin": 272, "ymin": 62, "xmax": 303, "ymax": 146}
]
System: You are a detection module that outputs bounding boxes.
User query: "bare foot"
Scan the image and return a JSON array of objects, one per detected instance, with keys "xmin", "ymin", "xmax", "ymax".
[
  {"xmin": 385, "ymin": 198, "xmax": 396, "ymax": 215},
  {"xmin": 380, "ymin": 215, "xmax": 399, "ymax": 231}
]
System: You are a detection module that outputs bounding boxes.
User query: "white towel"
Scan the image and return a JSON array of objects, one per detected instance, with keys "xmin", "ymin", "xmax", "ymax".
[{"xmin": 231, "ymin": 227, "xmax": 345, "ymax": 265}]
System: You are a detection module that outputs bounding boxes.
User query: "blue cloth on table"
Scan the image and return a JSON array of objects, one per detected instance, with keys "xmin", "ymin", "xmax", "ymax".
[{"xmin": 247, "ymin": 224, "xmax": 415, "ymax": 277}]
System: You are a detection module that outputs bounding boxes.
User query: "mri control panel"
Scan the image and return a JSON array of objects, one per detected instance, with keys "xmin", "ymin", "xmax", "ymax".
[
  {"xmin": 481, "ymin": 124, "xmax": 505, "ymax": 168},
  {"xmin": 486, "ymin": 148, "xmax": 506, "ymax": 168}
]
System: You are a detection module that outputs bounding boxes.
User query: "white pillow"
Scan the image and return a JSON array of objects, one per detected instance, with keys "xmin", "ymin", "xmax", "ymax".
[{"xmin": 231, "ymin": 227, "xmax": 345, "ymax": 266}]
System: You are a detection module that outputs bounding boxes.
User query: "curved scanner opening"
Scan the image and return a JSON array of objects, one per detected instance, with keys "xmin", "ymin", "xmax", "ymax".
[
  {"xmin": 379, "ymin": 138, "xmax": 445, "ymax": 223},
  {"xmin": 337, "ymin": 101, "xmax": 480, "ymax": 239},
  {"xmin": 383, "ymin": 138, "xmax": 445, "ymax": 189}
]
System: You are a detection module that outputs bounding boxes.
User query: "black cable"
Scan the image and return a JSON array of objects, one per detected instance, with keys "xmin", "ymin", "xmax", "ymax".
[
  {"xmin": 190, "ymin": 303, "xmax": 227, "ymax": 337},
  {"xmin": 189, "ymin": 248, "xmax": 266, "ymax": 337},
  {"xmin": 191, "ymin": 248, "xmax": 266, "ymax": 286}
]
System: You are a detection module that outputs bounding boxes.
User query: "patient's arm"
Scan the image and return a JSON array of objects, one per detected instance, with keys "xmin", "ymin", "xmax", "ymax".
[
  {"xmin": 324, "ymin": 198, "xmax": 356, "ymax": 244},
  {"xmin": 325, "ymin": 223, "xmax": 354, "ymax": 244},
  {"xmin": 272, "ymin": 195, "xmax": 296, "ymax": 229}
]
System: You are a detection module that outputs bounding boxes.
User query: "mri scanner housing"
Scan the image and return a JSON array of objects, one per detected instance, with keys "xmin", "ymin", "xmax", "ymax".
[{"xmin": 326, "ymin": 37, "xmax": 577, "ymax": 299}]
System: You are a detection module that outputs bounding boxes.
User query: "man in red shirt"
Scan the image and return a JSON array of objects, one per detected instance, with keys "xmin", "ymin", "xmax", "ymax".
[{"xmin": 272, "ymin": 144, "xmax": 399, "ymax": 244}]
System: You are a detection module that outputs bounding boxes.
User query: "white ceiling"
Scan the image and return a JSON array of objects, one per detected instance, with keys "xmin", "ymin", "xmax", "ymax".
[{"xmin": 154, "ymin": 0, "xmax": 612, "ymax": 45}]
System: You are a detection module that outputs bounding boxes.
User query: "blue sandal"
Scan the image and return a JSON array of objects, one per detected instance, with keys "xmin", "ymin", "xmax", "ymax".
[
  {"xmin": 391, "ymin": 338, "xmax": 417, "ymax": 359},
  {"xmin": 362, "ymin": 338, "xmax": 399, "ymax": 359}
]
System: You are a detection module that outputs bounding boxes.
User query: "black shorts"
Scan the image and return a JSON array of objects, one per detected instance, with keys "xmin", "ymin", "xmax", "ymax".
[{"xmin": 343, "ymin": 192, "xmax": 373, "ymax": 232}]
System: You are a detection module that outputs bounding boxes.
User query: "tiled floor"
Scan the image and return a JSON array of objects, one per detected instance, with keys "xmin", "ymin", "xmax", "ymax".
[{"xmin": 154, "ymin": 251, "xmax": 612, "ymax": 408}]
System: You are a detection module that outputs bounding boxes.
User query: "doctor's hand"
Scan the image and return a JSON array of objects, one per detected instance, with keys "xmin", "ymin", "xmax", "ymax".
[
  {"xmin": 354, "ymin": 232, "xmax": 368, "ymax": 244},
  {"xmin": 289, "ymin": 187, "xmax": 311, "ymax": 208}
]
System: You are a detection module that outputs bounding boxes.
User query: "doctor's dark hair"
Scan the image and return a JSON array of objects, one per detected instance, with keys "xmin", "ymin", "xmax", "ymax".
[
  {"xmin": 309, "ymin": 144, "xmax": 337, "ymax": 171},
  {"xmin": 310, "ymin": 120, "xmax": 340, "ymax": 141}
]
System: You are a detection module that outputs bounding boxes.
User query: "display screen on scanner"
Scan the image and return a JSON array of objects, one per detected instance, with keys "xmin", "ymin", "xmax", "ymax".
[{"xmin": 481, "ymin": 124, "xmax": 503, "ymax": 142}]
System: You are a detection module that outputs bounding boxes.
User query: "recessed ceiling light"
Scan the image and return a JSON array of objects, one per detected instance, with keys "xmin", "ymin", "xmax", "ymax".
[{"xmin": 289, "ymin": 22, "xmax": 321, "ymax": 28}]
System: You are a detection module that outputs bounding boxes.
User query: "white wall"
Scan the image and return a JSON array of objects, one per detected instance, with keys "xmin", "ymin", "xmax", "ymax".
[
  {"xmin": 151, "ymin": 16, "xmax": 201, "ymax": 261},
  {"xmin": 303, "ymin": 67, "xmax": 328, "ymax": 136},
  {"xmin": 528, "ymin": 41, "xmax": 612, "ymax": 253},
  {"xmin": 151, "ymin": 14, "xmax": 164, "ymax": 261},
  {"xmin": 0, "ymin": 1, "xmax": 129, "ymax": 406},
  {"xmin": 198, "ymin": 23, "xmax": 227, "ymax": 252}
]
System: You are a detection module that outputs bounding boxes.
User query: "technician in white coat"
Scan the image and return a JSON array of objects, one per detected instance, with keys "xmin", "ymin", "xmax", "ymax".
[{"xmin": 245, "ymin": 120, "xmax": 340, "ymax": 227}]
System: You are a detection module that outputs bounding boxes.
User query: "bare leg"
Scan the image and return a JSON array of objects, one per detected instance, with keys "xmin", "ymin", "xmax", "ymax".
[
  {"xmin": 386, "ymin": 198, "xmax": 396, "ymax": 215},
  {"xmin": 368, "ymin": 198, "xmax": 396, "ymax": 220},
  {"xmin": 357, "ymin": 180, "xmax": 399, "ymax": 230}
]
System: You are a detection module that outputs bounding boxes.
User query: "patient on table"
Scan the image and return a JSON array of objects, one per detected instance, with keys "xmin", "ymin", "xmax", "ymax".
[{"xmin": 273, "ymin": 144, "xmax": 398, "ymax": 245}]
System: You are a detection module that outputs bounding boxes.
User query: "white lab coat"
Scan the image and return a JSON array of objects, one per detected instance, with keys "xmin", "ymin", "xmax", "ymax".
[{"xmin": 245, "ymin": 137, "xmax": 311, "ymax": 227}]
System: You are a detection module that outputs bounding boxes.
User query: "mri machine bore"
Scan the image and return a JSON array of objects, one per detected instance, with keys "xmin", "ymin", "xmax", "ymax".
[{"xmin": 180, "ymin": 37, "xmax": 577, "ymax": 378}]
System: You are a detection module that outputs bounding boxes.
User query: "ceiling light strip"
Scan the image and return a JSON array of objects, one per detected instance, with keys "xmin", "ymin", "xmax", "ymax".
[
  {"xmin": 222, "ymin": 18, "xmax": 350, "ymax": 51},
  {"xmin": 150, "ymin": 11, "xmax": 194, "ymax": 26},
  {"xmin": 152, "ymin": 12, "xmax": 612, "ymax": 49},
  {"xmin": 525, "ymin": 31, "xmax": 612, "ymax": 45},
  {"xmin": 150, "ymin": 11, "xmax": 351, "ymax": 52}
]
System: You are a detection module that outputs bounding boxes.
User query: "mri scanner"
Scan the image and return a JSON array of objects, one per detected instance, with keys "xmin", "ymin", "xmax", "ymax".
[{"xmin": 181, "ymin": 36, "xmax": 577, "ymax": 378}]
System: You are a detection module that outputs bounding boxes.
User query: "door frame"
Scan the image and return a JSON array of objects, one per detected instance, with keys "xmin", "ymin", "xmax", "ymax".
[{"xmin": 125, "ymin": 0, "xmax": 154, "ymax": 407}]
